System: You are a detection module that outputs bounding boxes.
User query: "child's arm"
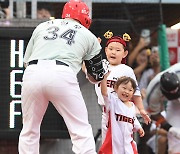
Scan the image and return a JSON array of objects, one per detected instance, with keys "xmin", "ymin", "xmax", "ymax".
[
  {"xmin": 100, "ymin": 71, "xmax": 110, "ymax": 97},
  {"xmin": 133, "ymin": 95, "xmax": 151, "ymax": 125},
  {"xmin": 129, "ymin": 66, "xmax": 151, "ymax": 125},
  {"xmin": 133, "ymin": 116, "xmax": 145, "ymax": 137},
  {"xmin": 138, "ymin": 128, "xmax": 145, "ymax": 137}
]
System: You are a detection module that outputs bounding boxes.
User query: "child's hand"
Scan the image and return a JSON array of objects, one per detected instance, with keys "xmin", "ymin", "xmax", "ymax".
[
  {"xmin": 138, "ymin": 128, "xmax": 145, "ymax": 137},
  {"xmin": 140, "ymin": 109, "xmax": 151, "ymax": 125},
  {"xmin": 104, "ymin": 70, "xmax": 111, "ymax": 79}
]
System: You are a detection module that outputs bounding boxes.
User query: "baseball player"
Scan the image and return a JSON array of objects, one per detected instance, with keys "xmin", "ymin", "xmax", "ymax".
[
  {"xmin": 144, "ymin": 62, "xmax": 180, "ymax": 153},
  {"xmin": 99, "ymin": 74, "xmax": 145, "ymax": 154},
  {"xmin": 18, "ymin": 1, "xmax": 105, "ymax": 154},
  {"xmin": 94, "ymin": 32, "xmax": 151, "ymax": 143}
]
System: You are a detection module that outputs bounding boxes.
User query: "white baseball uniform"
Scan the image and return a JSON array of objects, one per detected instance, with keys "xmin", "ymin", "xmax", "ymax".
[
  {"xmin": 99, "ymin": 92, "xmax": 142, "ymax": 154},
  {"xmin": 144, "ymin": 62, "xmax": 180, "ymax": 153},
  {"xmin": 95, "ymin": 62, "xmax": 141, "ymax": 142},
  {"xmin": 19, "ymin": 18, "xmax": 102, "ymax": 154}
]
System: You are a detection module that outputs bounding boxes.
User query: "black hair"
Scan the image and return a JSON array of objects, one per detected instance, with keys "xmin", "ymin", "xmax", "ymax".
[{"xmin": 115, "ymin": 76, "xmax": 137, "ymax": 93}]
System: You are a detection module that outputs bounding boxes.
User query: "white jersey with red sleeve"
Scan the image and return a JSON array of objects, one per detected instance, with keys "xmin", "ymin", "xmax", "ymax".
[{"xmin": 99, "ymin": 92, "xmax": 141, "ymax": 154}]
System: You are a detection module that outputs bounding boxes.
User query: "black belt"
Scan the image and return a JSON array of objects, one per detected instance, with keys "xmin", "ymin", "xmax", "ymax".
[{"xmin": 28, "ymin": 60, "xmax": 69, "ymax": 67}]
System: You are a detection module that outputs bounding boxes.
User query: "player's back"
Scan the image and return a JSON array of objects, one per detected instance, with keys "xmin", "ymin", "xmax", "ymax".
[{"xmin": 24, "ymin": 18, "xmax": 101, "ymax": 74}]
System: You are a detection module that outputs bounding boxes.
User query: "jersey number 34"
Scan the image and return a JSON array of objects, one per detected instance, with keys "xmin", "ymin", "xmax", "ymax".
[{"xmin": 44, "ymin": 26, "xmax": 77, "ymax": 46}]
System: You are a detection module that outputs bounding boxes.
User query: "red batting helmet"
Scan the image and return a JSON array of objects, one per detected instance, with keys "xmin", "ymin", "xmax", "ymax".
[{"xmin": 62, "ymin": 0, "xmax": 91, "ymax": 29}]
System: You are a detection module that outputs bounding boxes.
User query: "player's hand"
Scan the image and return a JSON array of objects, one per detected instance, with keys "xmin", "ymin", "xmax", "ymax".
[
  {"xmin": 138, "ymin": 128, "xmax": 145, "ymax": 137},
  {"xmin": 140, "ymin": 109, "xmax": 151, "ymax": 125},
  {"xmin": 97, "ymin": 37, "xmax": 102, "ymax": 43},
  {"xmin": 81, "ymin": 62, "xmax": 86, "ymax": 73},
  {"xmin": 82, "ymin": 62, "xmax": 101, "ymax": 84}
]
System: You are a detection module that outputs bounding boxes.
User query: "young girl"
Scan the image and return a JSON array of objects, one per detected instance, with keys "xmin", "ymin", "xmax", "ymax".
[
  {"xmin": 94, "ymin": 31, "xmax": 151, "ymax": 143},
  {"xmin": 99, "ymin": 75, "xmax": 145, "ymax": 154}
]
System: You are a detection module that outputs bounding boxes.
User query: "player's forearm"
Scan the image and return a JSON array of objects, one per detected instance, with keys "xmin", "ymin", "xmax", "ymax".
[
  {"xmin": 82, "ymin": 62, "xmax": 101, "ymax": 84},
  {"xmin": 152, "ymin": 114, "xmax": 172, "ymax": 131},
  {"xmin": 86, "ymin": 73, "xmax": 100, "ymax": 84}
]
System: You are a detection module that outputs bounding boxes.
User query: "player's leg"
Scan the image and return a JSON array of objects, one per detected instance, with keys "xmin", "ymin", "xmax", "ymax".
[
  {"xmin": 18, "ymin": 66, "xmax": 49, "ymax": 154},
  {"xmin": 48, "ymin": 66, "xmax": 97, "ymax": 154},
  {"xmin": 158, "ymin": 135, "xmax": 167, "ymax": 154}
]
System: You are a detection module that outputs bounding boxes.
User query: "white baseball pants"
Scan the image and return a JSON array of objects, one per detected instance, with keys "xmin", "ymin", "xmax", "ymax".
[{"xmin": 18, "ymin": 60, "xmax": 96, "ymax": 154}]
